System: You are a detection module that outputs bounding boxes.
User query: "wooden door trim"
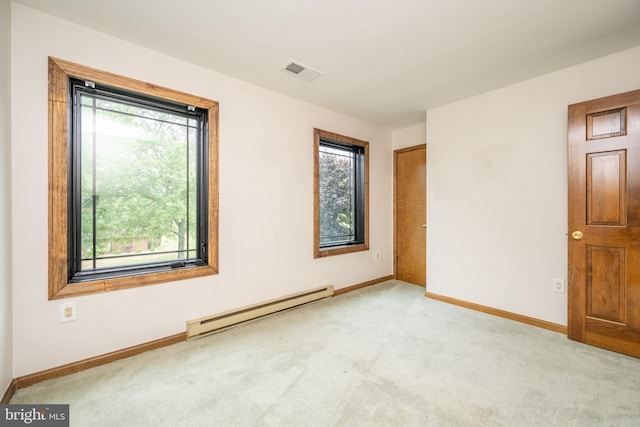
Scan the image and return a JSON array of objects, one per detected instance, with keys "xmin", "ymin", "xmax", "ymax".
[{"xmin": 393, "ymin": 144, "xmax": 426, "ymax": 282}]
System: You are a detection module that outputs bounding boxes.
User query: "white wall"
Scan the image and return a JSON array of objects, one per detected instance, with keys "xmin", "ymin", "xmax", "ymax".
[
  {"xmin": 0, "ymin": 0, "xmax": 13, "ymax": 397},
  {"xmin": 10, "ymin": 4, "xmax": 393, "ymax": 376},
  {"xmin": 426, "ymin": 45, "xmax": 640, "ymax": 326},
  {"xmin": 392, "ymin": 122, "xmax": 426, "ymax": 151}
]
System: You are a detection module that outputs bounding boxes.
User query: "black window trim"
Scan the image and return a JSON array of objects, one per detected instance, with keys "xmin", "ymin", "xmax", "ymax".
[
  {"xmin": 318, "ymin": 137, "xmax": 366, "ymax": 249},
  {"xmin": 67, "ymin": 77, "xmax": 210, "ymax": 283}
]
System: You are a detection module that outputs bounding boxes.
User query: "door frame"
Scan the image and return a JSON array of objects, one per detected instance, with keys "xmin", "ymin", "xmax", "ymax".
[{"xmin": 393, "ymin": 144, "xmax": 427, "ymax": 284}]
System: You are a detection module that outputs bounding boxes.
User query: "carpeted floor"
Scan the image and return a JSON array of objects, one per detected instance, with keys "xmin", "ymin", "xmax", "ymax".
[{"xmin": 10, "ymin": 280, "xmax": 640, "ymax": 426}]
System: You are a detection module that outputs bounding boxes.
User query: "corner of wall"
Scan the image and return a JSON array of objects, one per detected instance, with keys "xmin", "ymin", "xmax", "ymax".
[
  {"xmin": 1, "ymin": 0, "xmax": 14, "ymax": 400},
  {"xmin": 391, "ymin": 121, "xmax": 426, "ymax": 151}
]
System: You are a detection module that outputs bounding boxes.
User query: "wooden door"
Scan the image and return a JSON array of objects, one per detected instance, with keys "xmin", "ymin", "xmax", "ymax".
[
  {"xmin": 568, "ymin": 89, "xmax": 640, "ymax": 357},
  {"xmin": 394, "ymin": 145, "xmax": 426, "ymax": 286}
]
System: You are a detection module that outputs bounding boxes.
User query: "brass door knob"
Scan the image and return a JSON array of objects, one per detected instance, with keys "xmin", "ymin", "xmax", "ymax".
[{"xmin": 571, "ymin": 231, "xmax": 584, "ymax": 240}]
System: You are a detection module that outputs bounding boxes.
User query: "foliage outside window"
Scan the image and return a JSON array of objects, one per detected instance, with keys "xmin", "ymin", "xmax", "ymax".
[
  {"xmin": 48, "ymin": 57, "xmax": 219, "ymax": 299},
  {"xmin": 313, "ymin": 128, "xmax": 369, "ymax": 258}
]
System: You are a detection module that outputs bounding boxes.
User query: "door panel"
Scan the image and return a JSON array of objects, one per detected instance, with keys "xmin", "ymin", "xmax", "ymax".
[
  {"xmin": 586, "ymin": 151, "xmax": 626, "ymax": 225},
  {"xmin": 394, "ymin": 145, "xmax": 426, "ymax": 286},
  {"xmin": 586, "ymin": 246, "xmax": 625, "ymax": 322},
  {"xmin": 568, "ymin": 88, "xmax": 640, "ymax": 357}
]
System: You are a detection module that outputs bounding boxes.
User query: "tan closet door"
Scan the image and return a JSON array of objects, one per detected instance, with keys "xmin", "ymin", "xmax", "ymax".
[{"xmin": 394, "ymin": 145, "xmax": 426, "ymax": 286}]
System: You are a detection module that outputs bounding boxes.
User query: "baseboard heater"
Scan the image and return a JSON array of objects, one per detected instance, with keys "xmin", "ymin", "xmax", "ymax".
[{"xmin": 186, "ymin": 285, "xmax": 334, "ymax": 340}]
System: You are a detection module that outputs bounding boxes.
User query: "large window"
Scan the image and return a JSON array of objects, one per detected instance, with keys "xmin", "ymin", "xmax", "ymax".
[
  {"xmin": 48, "ymin": 58, "xmax": 218, "ymax": 299},
  {"xmin": 313, "ymin": 128, "xmax": 369, "ymax": 258}
]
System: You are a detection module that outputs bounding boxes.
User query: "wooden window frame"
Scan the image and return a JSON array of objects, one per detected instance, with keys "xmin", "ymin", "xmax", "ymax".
[
  {"xmin": 313, "ymin": 128, "xmax": 369, "ymax": 258},
  {"xmin": 48, "ymin": 57, "xmax": 219, "ymax": 300}
]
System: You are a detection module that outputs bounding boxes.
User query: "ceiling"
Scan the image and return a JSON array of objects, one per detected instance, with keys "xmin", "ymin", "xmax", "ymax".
[{"xmin": 12, "ymin": 0, "xmax": 640, "ymax": 129}]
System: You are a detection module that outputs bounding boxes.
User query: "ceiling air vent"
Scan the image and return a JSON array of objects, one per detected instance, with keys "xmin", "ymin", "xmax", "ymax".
[
  {"xmin": 282, "ymin": 60, "xmax": 322, "ymax": 82},
  {"xmin": 285, "ymin": 62, "xmax": 305, "ymax": 74}
]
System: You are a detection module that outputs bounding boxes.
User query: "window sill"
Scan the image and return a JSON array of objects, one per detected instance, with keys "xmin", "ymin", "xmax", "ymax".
[
  {"xmin": 314, "ymin": 243, "xmax": 369, "ymax": 259},
  {"xmin": 49, "ymin": 264, "xmax": 218, "ymax": 300}
]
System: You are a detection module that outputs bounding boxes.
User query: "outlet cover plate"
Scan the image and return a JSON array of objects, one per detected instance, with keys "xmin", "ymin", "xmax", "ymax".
[
  {"xmin": 552, "ymin": 278, "xmax": 566, "ymax": 293},
  {"xmin": 60, "ymin": 302, "xmax": 77, "ymax": 322}
]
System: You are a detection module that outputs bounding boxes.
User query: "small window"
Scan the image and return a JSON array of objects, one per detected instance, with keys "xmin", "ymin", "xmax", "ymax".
[
  {"xmin": 48, "ymin": 58, "xmax": 219, "ymax": 299},
  {"xmin": 313, "ymin": 128, "xmax": 369, "ymax": 258}
]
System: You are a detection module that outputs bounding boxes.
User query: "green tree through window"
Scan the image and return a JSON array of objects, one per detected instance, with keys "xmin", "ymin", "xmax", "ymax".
[
  {"xmin": 77, "ymin": 93, "xmax": 200, "ymax": 272},
  {"xmin": 319, "ymin": 143, "xmax": 357, "ymax": 245}
]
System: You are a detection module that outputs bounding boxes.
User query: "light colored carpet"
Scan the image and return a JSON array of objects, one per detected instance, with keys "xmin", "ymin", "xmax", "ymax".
[{"xmin": 11, "ymin": 280, "xmax": 640, "ymax": 426}]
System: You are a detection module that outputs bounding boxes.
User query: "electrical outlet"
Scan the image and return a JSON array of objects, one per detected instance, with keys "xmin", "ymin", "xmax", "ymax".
[
  {"xmin": 552, "ymin": 278, "xmax": 566, "ymax": 293},
  {"xmin": 60, "ymin": 302, "xmax": 77, "ymax": 323}
]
